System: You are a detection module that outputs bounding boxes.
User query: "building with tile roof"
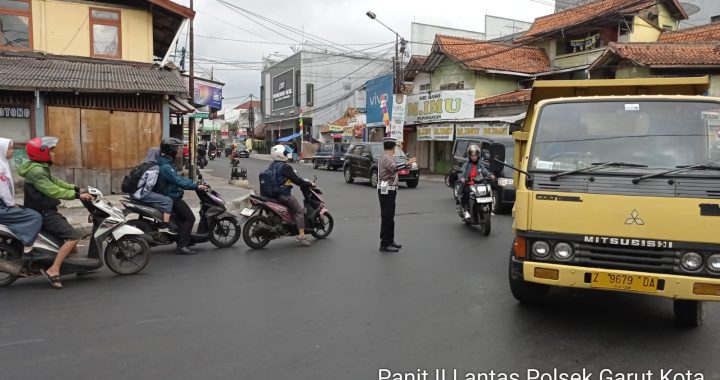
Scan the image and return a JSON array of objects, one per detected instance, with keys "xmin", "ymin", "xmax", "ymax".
[
  {"xmin": 0, "ymin": 0, "xmax": 193, "ymax": 193},
  {"xmin": 659, "ymin": 21, "xmax": 720, "ymax": 43}
]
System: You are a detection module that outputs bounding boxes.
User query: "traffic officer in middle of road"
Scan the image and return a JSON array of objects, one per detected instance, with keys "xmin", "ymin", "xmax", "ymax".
[{"xmin": 377, "ymin": 137, "xmax": 416, "ymax": 252}]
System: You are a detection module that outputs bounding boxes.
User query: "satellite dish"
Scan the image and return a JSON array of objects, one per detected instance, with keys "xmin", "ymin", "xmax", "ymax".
[{"xmin": 680, "ymin": 2, "xmax": 701, "ymax": 16}]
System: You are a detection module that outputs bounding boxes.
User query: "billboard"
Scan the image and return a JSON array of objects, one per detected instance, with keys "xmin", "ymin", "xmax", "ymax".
[
  {"xmin": 406, "ymin": 89, "xmax": 475, "ymax": 124},
  {"xmin": 389, "ymin": 94, "xmax": 407, "ymax": 141},
  {"xmin": 365, "ymin": 74, "xmax": 393, "ymax": 127},
  {"xmin": 272, "ymin": 69, "xmax": 295, "ymax": 112},
  {"xmin": 184, "ymin": 77, "xmax": 223, "ymax": 109}
]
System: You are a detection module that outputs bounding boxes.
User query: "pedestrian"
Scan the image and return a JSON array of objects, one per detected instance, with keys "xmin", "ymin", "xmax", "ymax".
[{"xmin": 377, "ymin": 137, "xmax": 416, "ymax": 252}]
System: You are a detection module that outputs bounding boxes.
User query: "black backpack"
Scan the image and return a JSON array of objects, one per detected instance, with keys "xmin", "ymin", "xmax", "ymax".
[
  {"xmin": 258, "ymin": 162, "xmax": 283, "ymax": 197},
  {"xmin": 121, "ymin": 161, "xmax": 157, "ymax": 195}
]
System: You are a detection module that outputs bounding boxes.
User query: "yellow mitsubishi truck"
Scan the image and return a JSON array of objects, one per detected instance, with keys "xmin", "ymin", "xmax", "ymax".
[{"xmin": 488, "ymin": 77, "xmax": 720, "ymax": 326}]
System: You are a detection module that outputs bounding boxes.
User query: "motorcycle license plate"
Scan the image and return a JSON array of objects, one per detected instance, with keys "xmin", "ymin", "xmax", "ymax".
[
  {"xmin": 399, "ymin": 170, "xmax": 409, "ymax": 175},
  {"xmin": 476, "ymin": 197, "xmax": 493, "ymax": 203},
  {"xmin": 240, "ymin": 208, "xmax": 254, "ymax": 217},
  {"xmin": 590, "ymin": 272, "xmax": 658, "ymax": 293}
]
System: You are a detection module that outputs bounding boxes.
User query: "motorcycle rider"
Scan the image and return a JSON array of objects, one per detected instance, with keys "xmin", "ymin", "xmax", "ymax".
[
  {"xmin": 457, "ymin": 145, "xmax": 494, "ymax": 220},
  {"xmin": 18, "ymin": 137, "xmax": 93, "ymax": 289},
  {"xmin": 156, "ymin": 138, "xmax": 208, "ymax": 255},
  {"xmin": 131, "ymin": 147, "xmax": 176, "ymax": 235},
  {"xmin": 269, "ymin": 144, "xmax": 314, "ymax": 247}
]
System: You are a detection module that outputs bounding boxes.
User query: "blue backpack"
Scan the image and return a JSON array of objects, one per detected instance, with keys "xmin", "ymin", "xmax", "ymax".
[{"xmin": 259, "ymin": 162, "xmax": 284, "ymax": 197}]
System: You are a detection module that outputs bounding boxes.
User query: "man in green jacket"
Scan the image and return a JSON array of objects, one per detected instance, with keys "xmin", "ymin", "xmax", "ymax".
[{"xmin": 18, "ymin": 137, "xmax": 92, "ymax": 289}]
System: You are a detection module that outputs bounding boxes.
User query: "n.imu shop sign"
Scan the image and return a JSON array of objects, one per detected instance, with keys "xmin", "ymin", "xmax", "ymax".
[{"xmin": 406, "ymin": 89, "xmax": 475, "ymax": 124}]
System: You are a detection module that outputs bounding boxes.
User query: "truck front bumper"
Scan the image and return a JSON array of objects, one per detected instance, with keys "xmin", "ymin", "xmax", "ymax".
[{"xmin": 520, "ymin": 259, "xmax": 720, "ymax": 301}]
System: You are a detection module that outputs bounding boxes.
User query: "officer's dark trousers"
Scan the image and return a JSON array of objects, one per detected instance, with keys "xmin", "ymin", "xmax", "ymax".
[{"xmin": 378, "ymin": 189, "xmax": 397, "ymax": 247}]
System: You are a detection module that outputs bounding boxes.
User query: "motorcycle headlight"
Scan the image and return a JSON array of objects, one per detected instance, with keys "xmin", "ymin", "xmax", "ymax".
[
  {"xmin": 681, "ymin": 252, "xmax": 703, "ymax": 272},
  {"xmin": 473, "ymin": 185, "xmax": 488, "ymax": 196},
  {"xmin": 706, "ymin": 254, "xmax": 720, "ymax": 273},
  {"xmin": 498, "ymin": 177, "xmax": 514, "ymax": 187},
  {"xmin": 553, "ymin": 242, "xmax": 574, "ymax": 261},
  {"xmin": 532, "ymin": 241, "xmax": 551, "ymax": 259}
]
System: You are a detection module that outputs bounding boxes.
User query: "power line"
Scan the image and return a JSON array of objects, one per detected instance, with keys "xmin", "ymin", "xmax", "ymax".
[{"xmin": 194, "ymin": 35, "xmax": 395, "ymax": 47}]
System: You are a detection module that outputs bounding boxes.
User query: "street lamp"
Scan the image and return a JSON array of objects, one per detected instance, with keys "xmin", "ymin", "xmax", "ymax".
[{"xmin": 366, "ymin": 10, "xmax": 405, "ymax": 93}]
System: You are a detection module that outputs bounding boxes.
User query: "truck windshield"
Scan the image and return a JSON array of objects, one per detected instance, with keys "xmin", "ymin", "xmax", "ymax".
[{"xmin": 530, "ymin": 100, "xmax": 720, "ymax": 172}]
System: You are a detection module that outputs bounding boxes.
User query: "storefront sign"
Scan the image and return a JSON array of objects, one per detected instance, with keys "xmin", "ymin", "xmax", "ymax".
[
  {"xmin": 272, "ymin": 69, "xmax": 295, "ymax": 112},
  {"xmin": 456, "ymin": 126, "xmax": 482, "ymax": 138},
  {"xmin": 406, "ymin": 90, "xmax": 475, "ymax": 124},
  {"xmin": 328, "ymin": 125, "xmax": 344, "ymax": 133},
  {"xmin": 0, "ymin": 107, "xmax": 30, "ymax": 118},
  {"xmin": 417, "ymin": 125, "xmax": 455, "ymax": 141},
  {"xmin": 192, "ymin": 112, "xmax": 210, "ymax": 119},
  {"xmin": 365, "ymin": 74, "xmax": 393, "ymax": 126},
  {"xmin": 343, "ymin": 127, "xmax": 354, "ymax": 137},
  {"xmin": 390, "ymin": 94, "xmax": 407, "ymax": 141}
]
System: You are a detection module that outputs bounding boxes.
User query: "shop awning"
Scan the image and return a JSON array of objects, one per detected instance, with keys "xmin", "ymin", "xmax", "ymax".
[
  {"xmin": 169, "ymin": 97, "xmax": 196, "ymax": 114},
  {"xmin": 277, "ymin": 132, "xmax": 302, "ymax": 142}
]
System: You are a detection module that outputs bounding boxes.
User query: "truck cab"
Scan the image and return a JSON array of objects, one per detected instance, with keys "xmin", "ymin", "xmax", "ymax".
[{"xmin": 497, "ymin": 77, "xmax": 720, "ymax": 326}]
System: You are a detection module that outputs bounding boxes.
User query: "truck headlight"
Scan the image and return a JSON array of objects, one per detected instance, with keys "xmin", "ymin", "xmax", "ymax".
[
  {"xmin": 681, "ymin": 252, "xmax": 703, "ymax": 271},
  {"xmin": 498, "ymin": 177, "xmax": 514, "ymax": 187},
  {"xmin": 532, "ymin": 241, "xmax": 551, "ymax": 259},
  {"xmin": 553, "ymin": 242, "xmax": 573, "ymax": 261},
  {"xmin": 707, "ymin": 254, "xmax": 720, "ymax": 273}
]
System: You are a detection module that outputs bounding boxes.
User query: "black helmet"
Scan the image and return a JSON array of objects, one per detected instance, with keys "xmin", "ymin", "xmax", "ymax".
[{"xmin": 161, "ymin": 137, "xmax": 183, "ymax": 157}]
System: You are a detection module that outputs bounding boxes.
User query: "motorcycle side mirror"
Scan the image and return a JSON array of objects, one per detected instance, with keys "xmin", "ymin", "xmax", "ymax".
[{"xmin": 489, "ymin": 143, "xmax": 506, "ymax": 174}]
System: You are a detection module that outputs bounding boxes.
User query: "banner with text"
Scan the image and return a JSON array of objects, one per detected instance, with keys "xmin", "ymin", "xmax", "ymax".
[
  {"xmin": 390, "ymin": 94, "xmax": 407, "ymax": 141},
  {"xmin": 406, "ymin": 90, "xmax": 475, "ymax": 124},
  {"xmin": 417, "ymin": 124, "xmax": 455, "ymax": 141}
]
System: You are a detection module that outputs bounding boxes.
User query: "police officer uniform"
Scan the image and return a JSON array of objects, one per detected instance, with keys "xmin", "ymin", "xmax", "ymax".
[{"xmin": 377, "ymin": 137, "xmax": 408, "ymax": 252}]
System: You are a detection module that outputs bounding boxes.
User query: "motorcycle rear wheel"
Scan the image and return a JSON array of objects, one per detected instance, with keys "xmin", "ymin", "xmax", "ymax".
[
  {"xmin": 210, "ymin": 217, "xmax": 241, "ymax": 248},
  {"xmin": 242, "ymin": 215, "xmax": 272, "ymax": 249},
  {"xmin": 104, "ymin": 235, "xmax": 151, "ymax": 275},
  {"xmin": 0, "ymin": 242, "xmax": 20, "ymax": 287},
  {"xmin": 310, "ymin": 212, "xmax": 334, "ymax": 239}
]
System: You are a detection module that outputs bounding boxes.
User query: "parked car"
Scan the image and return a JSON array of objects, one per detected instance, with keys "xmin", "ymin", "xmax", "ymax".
[
  {"xmin": 451, "ymin": 136, "xmax": 516, "ymax": 214},
  {"xmin": 343, "ymin": 142, "xmax": 420, "ymax": 188},
  {"xmin": 313, "ymin": 143, "xmax": 349, "ymax": 171}
]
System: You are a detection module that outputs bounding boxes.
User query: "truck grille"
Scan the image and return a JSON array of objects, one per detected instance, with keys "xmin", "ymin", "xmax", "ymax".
[{"xmin": 576, "ymin": 244, "xmax": 676, "ymax": 274}]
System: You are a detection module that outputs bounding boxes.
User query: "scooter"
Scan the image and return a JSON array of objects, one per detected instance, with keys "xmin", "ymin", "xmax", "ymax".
[
  {"xmin": 231, "ymin": 154, "xmax": 240, "ymax": 168},
  {"xmin": 240, "ymin": 176, "xmax": 334, "ymax": 249},
  {"xmin": 197, "ymin": 154, "xmax": 208, "ymax": 169},
  {"xmin": 209, "ymin": 149, "xmax": 217, "ymax": 161},
  {"xmin": 121, "ymin": 178, "xmax": 242, "ymax": 249},
  {"xmin": 0, "ymin": 187, "xmax": 151, "ymax": 287},
  {"xmin": 455, "ymin": 175, "xmax": 493, "ymax": 236}
]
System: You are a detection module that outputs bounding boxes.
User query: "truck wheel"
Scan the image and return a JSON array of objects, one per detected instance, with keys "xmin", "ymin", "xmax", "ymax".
[
  {"xmin": 674, "ymin": 300, "xmax": 704, "ymax": 327},
  {"xmin": 326, "ymin": 160, "xmax": 332, "ymax": 171},
  {"xmin": 370, "ymin": 169, "xmax": 379, "ymax": 188},
  {"xmin": 493, "ymin": 190, "xmax": 511, "ymax": 214},
  {"xmin": 508, "ymin": 249, "xmax": 549, "ymax": 304}
]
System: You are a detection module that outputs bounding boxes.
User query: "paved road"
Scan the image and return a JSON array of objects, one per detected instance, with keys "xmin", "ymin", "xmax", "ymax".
[{"xmin": 2, "ymin": 156, "xmax": 719, "ymax": 380}]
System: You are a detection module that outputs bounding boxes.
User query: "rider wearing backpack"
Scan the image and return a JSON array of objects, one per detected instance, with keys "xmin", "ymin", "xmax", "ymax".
[
  {"xmin": 125, "ymin": 147, "xmax": 175, "ymax": 235},
  {"xmin": 267, "ymin": 144, "xmax": 314, "ymax": 247}
]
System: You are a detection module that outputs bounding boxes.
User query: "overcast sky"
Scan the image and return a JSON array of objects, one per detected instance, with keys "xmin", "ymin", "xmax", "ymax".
[{"xmin": 172, "ymin": 0, "xmax": 556, "ymax": 109}]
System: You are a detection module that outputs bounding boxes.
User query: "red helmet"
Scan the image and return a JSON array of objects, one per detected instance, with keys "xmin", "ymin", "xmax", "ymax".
[{"xmin": 26, "ymin": 137, "xmax": 59, "ymax": 162}]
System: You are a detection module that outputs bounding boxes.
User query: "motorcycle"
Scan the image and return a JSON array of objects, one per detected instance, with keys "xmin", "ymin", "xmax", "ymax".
[
  {"xmin": 240, "ymin": 176, "xmax": 334, "ymax": 249},
  {"xmin": 455, "ymin": 175, "xmax": 493, "ymax": 236},
  {"xmin": 0, "ymin": 186, "xmax": 151, "ymax": 287},
  {"xmin": 197, "ymin": 154, "xmax": 208, "ymax": 169},
  {"xmin": 209, "ymin": 149, "xmax": 217, "ymax": 161},
  {"xmin": 121, "ymin": 180, "xmax": 242, "ymax": 249},
  {"xmin": 231, "ymin": 153, "xmax": 240, "ymax": 168},
  {"xmin": 445, "ymin": 169, "xmax": 458, "ymax": 196}
]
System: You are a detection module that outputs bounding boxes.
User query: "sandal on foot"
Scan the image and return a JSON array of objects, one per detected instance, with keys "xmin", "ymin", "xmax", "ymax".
[{"xmin": 40, "ymin": 269, "xmax": 63, "ymax": 289}]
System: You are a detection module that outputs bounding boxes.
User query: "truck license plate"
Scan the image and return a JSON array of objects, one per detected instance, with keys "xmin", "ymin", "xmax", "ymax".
[
  {"xmin": 399, "ymin": 170, "xmax": 409, "ymax": 175},
  {"xmin": 240, "ymin": 208, "xmax": 254, "ymax": 217},
  {"xmin": 590, "ymin": 272, "xmax": 658, "ymax": 293}
]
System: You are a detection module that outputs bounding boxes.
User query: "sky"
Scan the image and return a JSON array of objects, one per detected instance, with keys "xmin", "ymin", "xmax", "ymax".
[{"xmin": 172, "ymin": 0, "xmax": 557, "ymax": 110}]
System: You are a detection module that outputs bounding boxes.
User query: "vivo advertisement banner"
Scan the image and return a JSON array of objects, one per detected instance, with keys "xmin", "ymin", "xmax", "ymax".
[
  {"xmin": 185, "ymin": 77, "xmax": 223, "ymax": 109},
  {"xmin": 365, "ymin": 74, "xmax": 393, "ymax": 127}
]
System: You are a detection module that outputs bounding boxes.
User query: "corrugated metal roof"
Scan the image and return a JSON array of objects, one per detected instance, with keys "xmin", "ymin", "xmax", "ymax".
[{"xmin": 0, "ymin": 52, "xmax": 187, "ymax": 95}]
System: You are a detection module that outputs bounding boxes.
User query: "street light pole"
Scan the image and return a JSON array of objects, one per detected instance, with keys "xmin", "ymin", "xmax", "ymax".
[
  {"xmin": 366, "ymin": 11, "xmax": 403, "ymax": 94},
  {"xmin": 188, "ymin": 0, "xmax": 196, "ymax": 181}
]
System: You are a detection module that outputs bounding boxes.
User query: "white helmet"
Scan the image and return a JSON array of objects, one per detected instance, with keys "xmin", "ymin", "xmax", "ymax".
[{"xmin": 271, "ymin": 144, "xmax": 290, "ymax": 162}]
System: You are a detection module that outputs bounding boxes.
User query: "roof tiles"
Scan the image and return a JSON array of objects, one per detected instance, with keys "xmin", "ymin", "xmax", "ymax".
[
  {"xmin": 434, "ymin": 35, "xmax": 551, "ymax": 75},
  {"xmin": 608, "ymin": 42, "xmax": 720, "ymax": 66},
  {"xmin": 659, "ymin": 22, "xmax": 720, "ymax": 43}
]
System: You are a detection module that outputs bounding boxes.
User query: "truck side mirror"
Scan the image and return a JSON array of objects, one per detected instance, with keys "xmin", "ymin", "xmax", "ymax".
[{"xmin": 489, "ymin": 143, "xmax": 506, "ymax": 174}]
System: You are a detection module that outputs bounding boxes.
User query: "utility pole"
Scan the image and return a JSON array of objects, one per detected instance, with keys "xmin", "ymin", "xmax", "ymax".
[
  {"xmin": 394, "ymin": 33, "xmax": 399, "ymax": 94},
  {"xmin": 188, "ymin": 0, "xmax": 196, "ymax": 181},
  {"xmin": 248, "ymin": 93, "xmax": 255, "ymax": 138}
]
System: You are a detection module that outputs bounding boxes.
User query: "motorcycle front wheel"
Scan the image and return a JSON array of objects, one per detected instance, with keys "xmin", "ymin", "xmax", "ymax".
[
  {"xmin": 0, "ymin": 242, "xmax": 20, "ymax": 287},
  {"xmin": 242, "ymin": 215, "xmax": 272, "ymax": 249},
  {"xmin": 310, "ymin": 212, "xmax": 334, "ymax": 239},
  {"xmin": 480, "ymin": 210, "xmax": 492, "ymax": 236},
  {"xmin": 104, "ymin": 235, "xmax": 151, "ymax": 275},
  {"xmin": 210, "ymin": 217, "xmax": 242, "ymax": 248}
]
